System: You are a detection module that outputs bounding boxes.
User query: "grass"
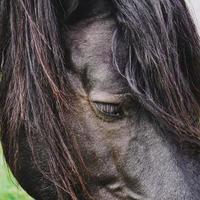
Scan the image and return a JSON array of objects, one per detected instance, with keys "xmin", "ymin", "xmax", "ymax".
[{"xmin": 0, "ymin": 145, "xmax": 33, "ymax": 200}]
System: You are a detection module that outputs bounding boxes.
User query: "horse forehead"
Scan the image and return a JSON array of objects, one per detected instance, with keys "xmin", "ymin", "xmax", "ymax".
[
  {"xmin": 66, "ymin": 18, "xmax": 128, "ymax": 93},
  {"xmin": 67, "ymin": 18, "xmax": 115, "ymax": 70}
]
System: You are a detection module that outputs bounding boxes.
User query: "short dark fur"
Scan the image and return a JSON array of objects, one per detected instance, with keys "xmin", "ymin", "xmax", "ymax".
[{"xmin": 0, "ymin": 0, "xmax": 200, "ymax": 199}]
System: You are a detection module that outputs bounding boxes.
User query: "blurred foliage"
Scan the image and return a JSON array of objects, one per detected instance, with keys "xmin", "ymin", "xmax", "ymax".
[{"xmin": 0, "ymin": 145, "xmax": 33, "ymax": 200}]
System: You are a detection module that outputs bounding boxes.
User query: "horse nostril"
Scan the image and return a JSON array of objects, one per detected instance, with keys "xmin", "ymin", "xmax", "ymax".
[{"xmin": 105, "ymin": 181, "xmax": 146, "ymax": 200}]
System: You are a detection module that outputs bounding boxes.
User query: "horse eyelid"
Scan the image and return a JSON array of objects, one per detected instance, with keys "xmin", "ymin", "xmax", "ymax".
[{"xmin": 89, "ymin": 92, "xmax": 132, "ymax": 104}]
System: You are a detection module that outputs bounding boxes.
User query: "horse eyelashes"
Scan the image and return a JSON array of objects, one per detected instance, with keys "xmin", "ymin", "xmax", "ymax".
[{"xmin": 93, "ymin": 102, "xmax": 124, "ymax": 119}]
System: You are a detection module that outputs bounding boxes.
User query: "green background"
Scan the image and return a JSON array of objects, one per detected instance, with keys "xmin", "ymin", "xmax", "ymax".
[{"xmin": 0, "ymin": 145, "xmax": 33, "ymax": 200}]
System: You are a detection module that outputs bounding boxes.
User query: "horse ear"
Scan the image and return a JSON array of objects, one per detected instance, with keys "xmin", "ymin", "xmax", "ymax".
[{"xmin": 55, "ymin": 0, "xmax": 79, "ymax": 20}]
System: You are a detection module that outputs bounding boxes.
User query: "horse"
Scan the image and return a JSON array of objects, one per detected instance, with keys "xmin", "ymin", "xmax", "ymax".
[{"xmin": 1, "ymin": 0, "xmax": 200, "ymax": 199}]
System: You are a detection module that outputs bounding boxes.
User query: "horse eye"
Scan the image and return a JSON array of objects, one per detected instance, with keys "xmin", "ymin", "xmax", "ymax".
[{"xmin": 93, "ymin": 102, "xmax": 124, "ymax": 120}]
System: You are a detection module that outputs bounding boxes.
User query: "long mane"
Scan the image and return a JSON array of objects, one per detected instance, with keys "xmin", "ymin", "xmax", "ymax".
[
  {"xmin": 112, "ymin": 0, "xmax": 200, "ymax": 141},
  {"xmin": 0, "ymin": 0, "xmax": 200, "ymax": 199}
]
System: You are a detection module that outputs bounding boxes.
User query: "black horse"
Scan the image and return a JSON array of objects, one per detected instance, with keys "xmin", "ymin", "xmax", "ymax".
[{"xmin": 1, "ymin": 0, "xmax": 200, "ymax": 199}]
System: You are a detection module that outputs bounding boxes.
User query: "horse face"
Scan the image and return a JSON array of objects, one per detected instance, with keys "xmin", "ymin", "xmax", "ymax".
[
  {"xmin": 62, "ymin": 17, "xmax": 200, "ymax": 200},
  {"xmin": 1, "ymin": 0, "xmax": 200, "ymax": 200}
]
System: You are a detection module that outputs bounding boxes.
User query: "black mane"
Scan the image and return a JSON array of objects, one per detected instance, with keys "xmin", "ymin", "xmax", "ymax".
[
  {"xmin": 112, "ymin": 0, "xmax": 200, "ymax": 141},
  {"xmin": 0, "ymin": 0, "xmax": 200, "ymax": 199}
]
